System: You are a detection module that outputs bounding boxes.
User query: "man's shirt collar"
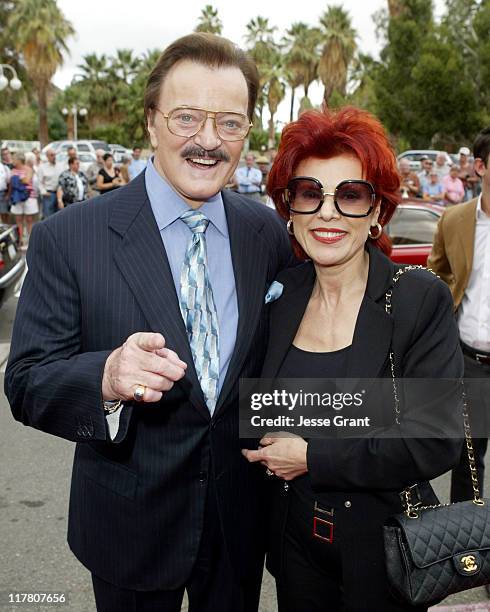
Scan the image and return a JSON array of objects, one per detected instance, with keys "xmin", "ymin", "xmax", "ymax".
[{"xmin": 145, "ymin": 157, "xmax": 228, "ymax": 237}]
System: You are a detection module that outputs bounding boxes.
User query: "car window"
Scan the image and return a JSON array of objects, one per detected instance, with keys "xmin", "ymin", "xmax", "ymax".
[
  {"xmin": 91, "ymin": 141, "xmax": 110, "ymax": 151},
  {"xmin": 386, "ymin": 208, "xmax": 439, "ymax": 245},
  {"xmin": 77, "ymin": 144, "xmax": 90, "ymax": 152},
  {"xmin": 78, "ymin": 154, "xmax": 94, "ymax": 162}
]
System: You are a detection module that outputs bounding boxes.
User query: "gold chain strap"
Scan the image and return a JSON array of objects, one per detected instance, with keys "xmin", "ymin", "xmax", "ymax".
[{"xmin": 385, "ymin": 265, "xmax": 484, "ymax": 518}]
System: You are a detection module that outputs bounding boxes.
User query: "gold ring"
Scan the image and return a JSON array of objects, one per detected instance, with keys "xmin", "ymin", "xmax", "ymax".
[{"xmin": 133, "ymin": 385, "xmax": 146, "ymax": 402}]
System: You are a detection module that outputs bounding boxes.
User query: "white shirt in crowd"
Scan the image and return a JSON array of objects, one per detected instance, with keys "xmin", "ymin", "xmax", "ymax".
[
  {"xmin": 0, "ymin": 163, "xmax": 10, "ymax": 192},
  {"xmin": 458, "ymin": 195, "xmax": 490, "ymax": 352},
  {"xmin": 37, "ymin": 161, "xmax": 65, "ymax": 195}
]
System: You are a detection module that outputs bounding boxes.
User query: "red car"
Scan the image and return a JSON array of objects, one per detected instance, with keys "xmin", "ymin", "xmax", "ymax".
[{"xmin": 386, "ymin": 201, "xmax": 445, "ymax": 265}]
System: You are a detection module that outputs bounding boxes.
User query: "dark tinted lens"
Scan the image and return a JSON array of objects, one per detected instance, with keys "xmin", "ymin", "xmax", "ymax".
[
  {"xmin": 336, "ymin": 181, "xmax": 373, "ymax": 215},
  {"xmin": 287, "ymin": 179, "xmax": 323, "ymax": 212}
]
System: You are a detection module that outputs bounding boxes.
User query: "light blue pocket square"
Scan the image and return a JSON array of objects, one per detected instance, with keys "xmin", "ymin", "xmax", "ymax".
[{"xmin": 265, "ymin": 281, "xmax": 284, "ymax": 304}]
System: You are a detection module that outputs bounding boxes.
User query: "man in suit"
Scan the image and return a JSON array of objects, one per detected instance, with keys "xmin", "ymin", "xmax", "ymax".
[
  {"xmin": 5, "ymin": 33, "xmax": 291, "ymax": 612},
  {"xmin": 428, "ymin": 126, "xmax": 490, "ymax": 505}
]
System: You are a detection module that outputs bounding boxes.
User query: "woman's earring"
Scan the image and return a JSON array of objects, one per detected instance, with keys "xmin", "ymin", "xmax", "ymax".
[
  {"xmin": 368, "ymin": 222, "xmax": 383, "ymax": 240},
  {"xmin": 287, "ymin": 219, "xmax": 294, "ymax": 236}
]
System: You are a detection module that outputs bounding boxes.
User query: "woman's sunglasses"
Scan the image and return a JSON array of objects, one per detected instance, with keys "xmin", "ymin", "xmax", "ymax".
[{"xmin": 282, "ymin": 176, "xmax": 376, "ymax": 218}]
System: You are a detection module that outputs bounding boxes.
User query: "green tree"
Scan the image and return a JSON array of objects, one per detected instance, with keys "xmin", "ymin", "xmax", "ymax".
[
  {"xmin": 195, "ymin": 5, "xmax": 223, "ymax": 34},
  {"xmin": 0, "ymin": 0, "xmax": 30, "ymax": 111},
  {"xmin": 409, "ymin": 36, "xmax": 479, "ymax": 148},
  {"xmin": 111, "ymin": 49, "xmax": 142, "ymax": 83},
  {"xmin": 7, "ymin": 0, "xmax": 74, "ymax": 145},
  {"xmin": 282, "ymin": 23, "xmax": 321, "ymax": 119},
  {"xmin": 245, "ymin": 16, "xmax": 279, "ymax": 128},
  {"xmin": 318, "ymin": 5, "xmax": 357, "ymax": 106},
  {"xmin": 374, "ymin": 0, "xmax": 434, "ymax": 146},
  {"xmin": 473, "ymin": 0, "xmax": 490, "ymax": 123}
]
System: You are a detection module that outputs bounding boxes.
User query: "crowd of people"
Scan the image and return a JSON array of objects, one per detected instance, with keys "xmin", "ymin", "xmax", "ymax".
[
  {"xmin": 2, "ymin": 30, "xmax": 489, "ymax": 612},
  {"xmin": 399, "ymin": 147, "xmax": 481, "ymax": 205},
  {"xmin": 0, "ymin": 144, "xmax": 147, "ymax": 248}
]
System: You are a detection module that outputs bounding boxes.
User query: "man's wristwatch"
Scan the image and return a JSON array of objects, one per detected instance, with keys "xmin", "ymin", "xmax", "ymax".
[{"xmin": 103, "ymin": 399, "xmax": 122, "ymax": 414}]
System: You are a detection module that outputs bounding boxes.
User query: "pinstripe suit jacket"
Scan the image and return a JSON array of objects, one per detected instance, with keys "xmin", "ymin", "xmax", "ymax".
[{"xmin": 4, "ymin": 173, "xmax": 292, "ymax": 590}]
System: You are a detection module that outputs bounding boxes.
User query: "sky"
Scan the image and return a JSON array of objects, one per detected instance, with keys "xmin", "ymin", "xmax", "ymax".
[{"xmin": 54, "ymin": 0, "xmax": 445, "ymax": 124}]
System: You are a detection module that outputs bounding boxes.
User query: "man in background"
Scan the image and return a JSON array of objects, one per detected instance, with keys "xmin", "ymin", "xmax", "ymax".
[
  {"xmin": 38, "ymin": 149, "xmax": 64, "ymax": 218},
  {"xmin": 128, "ymin": 146, "xmax": 147, "ymax": 180},
  {"xmin": 0, "ymin": 153, "xmax": 11, "ymax": 223},
  {"xmin": 428, "ymin": 127, "xmax": 490, "ymax": 510},
  {"xmin": 234, "ymin": 152, "xmax": 262, "ymax": 200},
  {"xmin": 86, "ymin": 149, "xmax": 105, "ymax": 196}
]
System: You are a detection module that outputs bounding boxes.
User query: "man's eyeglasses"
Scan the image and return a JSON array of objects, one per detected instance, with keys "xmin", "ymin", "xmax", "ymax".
[
  {"xmin": 282, "ymin": 176, "xmax": 376, "ymax": 218},
  {"xmin": 154, "ymin": 106, "xmax": 253, "ymax": 142}
]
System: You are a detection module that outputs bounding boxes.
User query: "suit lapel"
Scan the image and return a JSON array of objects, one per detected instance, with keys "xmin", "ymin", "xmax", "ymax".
[
  {"xmin": 109, "ymin": 176, "xmax": 209, "ymax": 421},
  {"xmin": 214, "ymin": 192, "xmax": 269, "ymax": 414},
  {"xmin": 261, "ymin": 263, "xmax": 315, "ymax": 379},
  {"xmin": 345, "ymin": 244, "xmax": 394, "ymax": 380}
]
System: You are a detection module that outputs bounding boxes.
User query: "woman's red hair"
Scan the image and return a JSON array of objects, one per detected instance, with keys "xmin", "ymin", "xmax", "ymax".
[{"xmin": 268, "ymin": 106, "xmax": 400, "ymax": 258}]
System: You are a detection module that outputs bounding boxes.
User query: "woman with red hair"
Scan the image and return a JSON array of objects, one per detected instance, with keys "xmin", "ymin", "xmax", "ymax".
[{"xmin": 243, "ymin": 107, "xmax": 463, "ymax": 610}]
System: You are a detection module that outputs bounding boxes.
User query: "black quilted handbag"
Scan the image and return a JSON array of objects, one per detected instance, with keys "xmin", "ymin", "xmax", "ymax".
[{"xmin": 382, "ymin": 266, "xmax": 490, "ymax": 606}]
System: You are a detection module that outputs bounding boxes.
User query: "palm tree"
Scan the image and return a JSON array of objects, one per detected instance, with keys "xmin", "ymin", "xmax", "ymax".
[
  {"xmin": 8, "ymin": 0, "xmax": 74, "ymax": 145},
  {"xmin": 245, "ymin": 17, "xmax": 278, "ymax": 128},
  {"xmin": 265, "ymin": 68, "xmax": 286, "ymax": 147},
  {"xmin": 75, "ymin": 53, "xmax": 113, "ymax": 125},
  {"xmin": 195, "ymin": 5, "xmax": 223, "ymax": 35},
  {"xmin": 76, "ymin": 53, "xmax": 109, "ymax": 83},
  {"xmin": 112, "ymin": 49, "xmax": 142, "ymax": 83},
  {"xmin": 318, "ymin": 5, "xmax": 357, "ymax": 107},
  {"xmin": 283, "ymin": 23, "xmax": 322, "ymax": 119}
]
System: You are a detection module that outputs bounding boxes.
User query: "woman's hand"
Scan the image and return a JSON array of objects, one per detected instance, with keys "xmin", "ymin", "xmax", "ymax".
[{"xmin": 242, "ymin": 434, "xmax": 308, "ymax": 481}]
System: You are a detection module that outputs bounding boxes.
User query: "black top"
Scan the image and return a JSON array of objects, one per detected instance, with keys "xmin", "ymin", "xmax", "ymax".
[
  {"xmin": 98, "ymin": 167, "xmax": 120, "ymax": 192},
  {"xmin": 277, "ymin": 344, "xmax": 351, "ymax": 501},
  {"xmin": 278, "ymin": 344, "xmax": 351, "ymax": 379}
]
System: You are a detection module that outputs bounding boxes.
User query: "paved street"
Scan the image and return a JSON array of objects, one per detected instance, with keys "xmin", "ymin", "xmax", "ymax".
[{"xmin": 0, "ymin": 292, "xmax": 489, "ymax": 611}]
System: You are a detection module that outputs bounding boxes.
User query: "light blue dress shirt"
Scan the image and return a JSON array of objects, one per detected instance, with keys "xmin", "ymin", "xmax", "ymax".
[
  {"xmin": 235, "ymin": 165, "xmax": 262, "ymax": 194},
  {"xmin": 128, "ymin": 158, "xmax": 147, "ymax": 180},
  {"xmin": 107, "ymin": 159, "xmax": 239, "ymax": 438},
  {"xmin": 145, "ymin": 158, "xmax": 238, "ymax": 393}
]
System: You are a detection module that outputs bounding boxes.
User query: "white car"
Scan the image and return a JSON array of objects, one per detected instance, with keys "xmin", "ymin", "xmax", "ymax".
[
  {"xmin": 41, "ymin": 140, "xmax": 110, "ymax": 159},
  {"xmin": 109, "ymin": 144, "xmax": 132, "ymax": 164},
  {"xmin": 54, "ymin": 150, "xmax": 97, "ymax": 174},
  {"xmin": 1, "ymin": 139, "xmax": 41, "ymax": 155},
  {"xmin": 397, "ymin": 150, "xmax": 452, "ymax": 171}
]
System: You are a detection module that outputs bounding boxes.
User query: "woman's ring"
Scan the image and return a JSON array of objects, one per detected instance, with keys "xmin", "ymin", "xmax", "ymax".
[
  {"xmin": 265, "ymin": 468, "xmax": 275, "ymax": 477},
  {"xmin": 133, "ymin": 385, "xmax": 146, "ymax": 402}
]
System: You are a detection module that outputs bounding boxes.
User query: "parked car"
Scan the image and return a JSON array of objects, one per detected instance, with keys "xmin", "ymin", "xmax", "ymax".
[
  {"xmin": 386, "ymin": 201, "xmax": 444, "ymax": 265},
  {"xmin": 397, "ymin": 150, "xmax": 453, "ymax": 172},
  {"xmin": 1, "ymin": 139, "xmax": 41, "ymax": 155},
  {"xmin": 109, "ymin": 144, "xmax": 132, "ymax": 163},
  {"xmin": 0, "ymin": 223, "xmax": 26, "ymax": 309},
  {"xmin": 54, "ymin": 150, "xmax": 97, "ymax": 174},
  {"xmin": 41, "ymin": 140, "xmax": 110, "ymax": 159}
]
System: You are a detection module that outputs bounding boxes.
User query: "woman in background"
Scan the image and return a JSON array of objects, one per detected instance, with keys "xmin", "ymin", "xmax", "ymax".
[{"xmin": 96, "ymin": 153, "xmax": 125, "ymax": 193}]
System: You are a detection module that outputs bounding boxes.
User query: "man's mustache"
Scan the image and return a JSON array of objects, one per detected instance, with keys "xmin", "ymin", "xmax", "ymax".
[{"xmin": 181, "ymin": 145, "xmax": 230, "ymax": 163}]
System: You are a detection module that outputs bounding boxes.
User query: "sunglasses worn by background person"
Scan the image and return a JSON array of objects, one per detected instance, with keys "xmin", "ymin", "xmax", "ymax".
[{"xmin": 282, "ymin": 176, "xmax": 376, "ymax": 218}]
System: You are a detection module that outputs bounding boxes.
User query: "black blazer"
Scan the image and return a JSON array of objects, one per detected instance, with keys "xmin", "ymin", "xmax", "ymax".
[
  {"xmin": 262, "ymin": 243, "xmax": 464, "ymax": 577},
  {"xmin": 4, "ymin": 173, "xmax": 292, "ymax": 590}
]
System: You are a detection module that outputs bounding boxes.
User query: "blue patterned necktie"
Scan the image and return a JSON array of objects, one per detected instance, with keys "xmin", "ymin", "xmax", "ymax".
[{"xmin": 179, "ymin": 210, "xmax": 220, "ymax": 414}]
